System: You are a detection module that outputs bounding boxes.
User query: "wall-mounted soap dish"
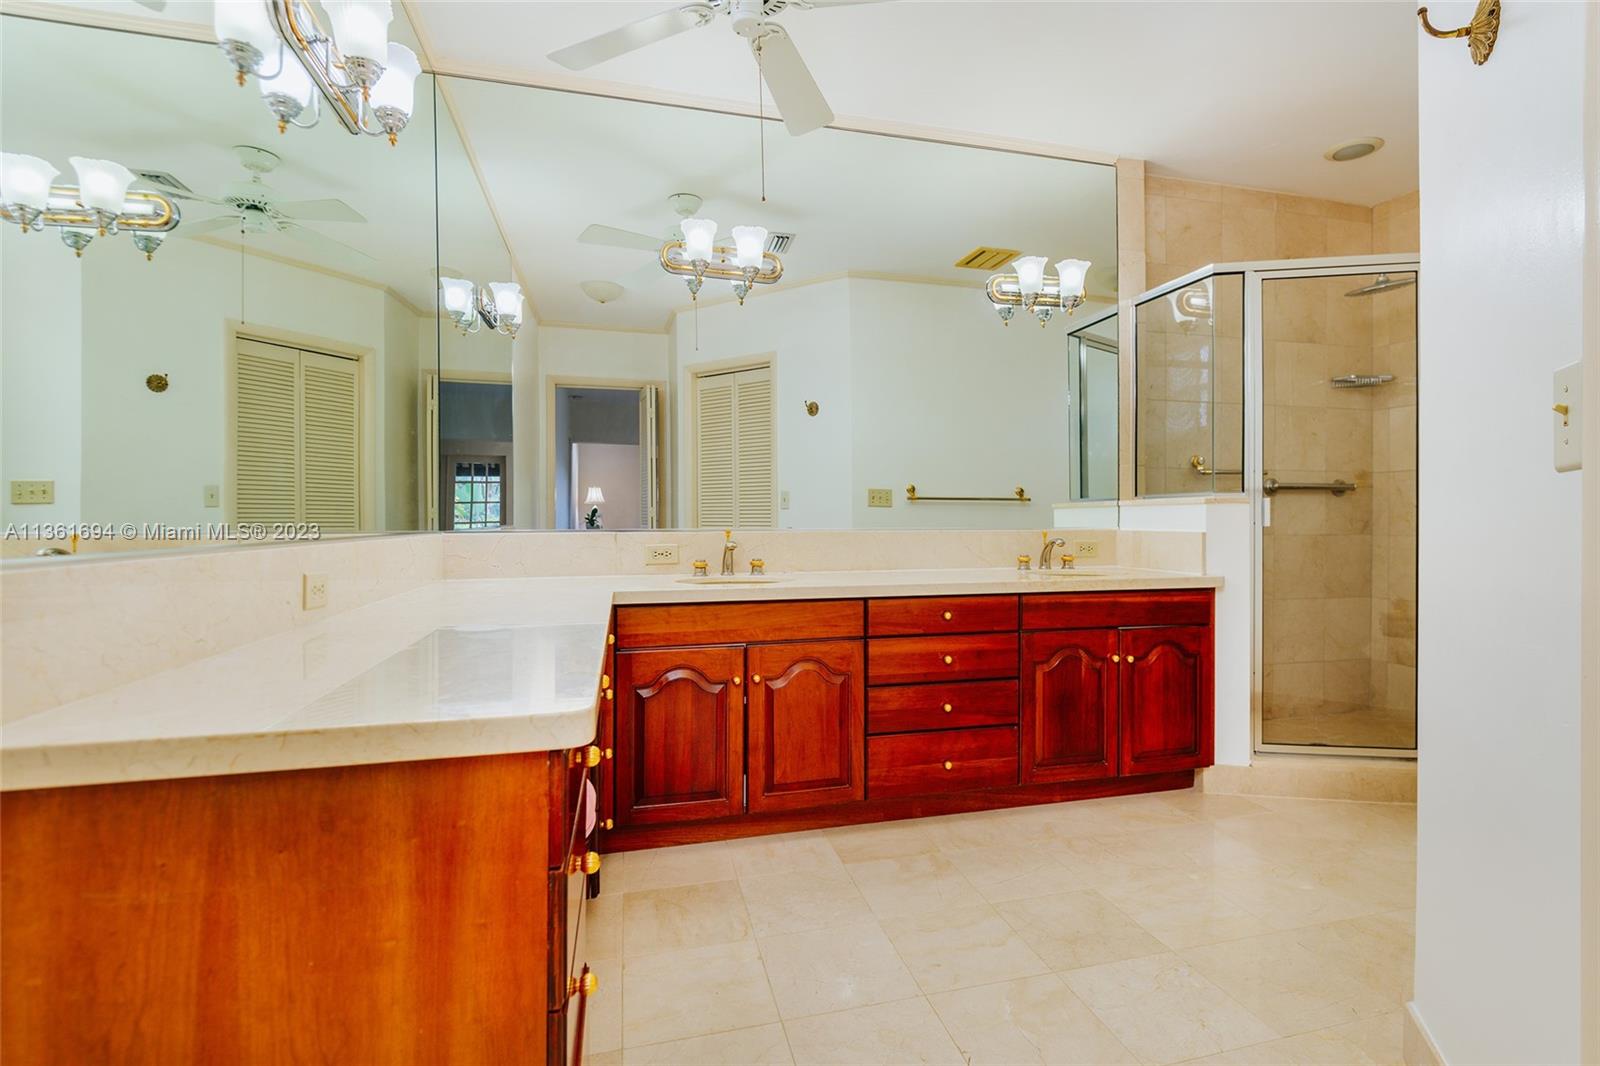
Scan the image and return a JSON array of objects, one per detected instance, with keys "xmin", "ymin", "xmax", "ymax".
[{"xmin": 1331, "ymin": 374, "xmax": 1396, "ymax": 389}]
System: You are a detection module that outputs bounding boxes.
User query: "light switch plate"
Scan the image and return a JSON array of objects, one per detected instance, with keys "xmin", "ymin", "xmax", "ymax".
[
  {"xmin": 780, "ymin": 490, "xmax": 791, "ymax": 510},
  {"xmin": 302, "ymin": 573, "xmax": 328, "ymax": 611},
  {"xmin": 1554, "ymin": 362, "xmax": 1582, "ymax": 472},
  {"xmin": 9, "ymin": 480, "xmax": 54, "ymax": 505},
  {"xmin": 867, "ymin": 488, "xmax": 892, "ymax": 508},
  {"xmin": 203, "ymin": 484, "xmax": 221, "ymax": 508}
]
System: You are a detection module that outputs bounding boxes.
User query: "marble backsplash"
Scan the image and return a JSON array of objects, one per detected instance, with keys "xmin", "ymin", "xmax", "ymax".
[{"xmin": 2, "ymin": 527, "xmax": 1206, "ymax": 723}]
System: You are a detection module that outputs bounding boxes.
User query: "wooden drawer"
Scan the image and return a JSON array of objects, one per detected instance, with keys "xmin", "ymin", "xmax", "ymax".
[
  {"xmin": 867, "ymin": 680, "xmax": 1018, "ymax": 735},
  {"xmin": 867, "ymin": 595, "xmax": 1018, "ymax": 637},
  {"xmin": 615, "ymin": 600, "xmax": 863, "ymax": 648},
  {"xmin": 868, "ymin": 633, "xmax": 1018, "ymax": 685},
  {"xmin": 868, "ymin": 726, "xmax": 1018, "ymax": 799},
  {"xmin": 1020, "ymin": 590, "xmax": 1213, "ymax": 631}
]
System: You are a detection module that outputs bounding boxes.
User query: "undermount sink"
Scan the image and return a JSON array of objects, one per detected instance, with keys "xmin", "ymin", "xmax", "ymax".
[{"xmin": 675, "ymin": 575, "xmax": 788, "ymax": 586}]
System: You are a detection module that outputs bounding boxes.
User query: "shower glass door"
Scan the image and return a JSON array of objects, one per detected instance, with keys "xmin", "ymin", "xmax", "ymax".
[{"xmin": 1255, "ymin": 267, "xmax": 1418, "ymax": 752}]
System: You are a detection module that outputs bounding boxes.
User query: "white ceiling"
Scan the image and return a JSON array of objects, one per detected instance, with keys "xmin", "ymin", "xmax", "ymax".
[
  {"xmin": 442, "ymin": 78, "xmax": 1117, "ymax": 329},
  {"xmin": 411, "ymin": 0, "xmax": 1419, "ymax": 207}
]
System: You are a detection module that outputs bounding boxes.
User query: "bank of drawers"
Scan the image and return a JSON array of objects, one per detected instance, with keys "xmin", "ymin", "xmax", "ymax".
[{"xmin": 865, "ymin": 595, "xmax": 1019, "ymax": 798}]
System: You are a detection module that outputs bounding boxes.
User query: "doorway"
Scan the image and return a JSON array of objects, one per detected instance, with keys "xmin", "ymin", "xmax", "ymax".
[
  {"xmin": 438, "ymin": 379, "xmax": 512, "ymax": 530},
  {"xmin": 551, "ymin": 384, "xmax": 661, "ymax": 530}
]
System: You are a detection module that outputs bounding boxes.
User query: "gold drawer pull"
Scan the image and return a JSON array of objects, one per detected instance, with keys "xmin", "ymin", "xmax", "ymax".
[
  {"xmin": 942, "ymin": 610, "xmax": 953, "ymax": 621},
  {"xmin": 943, "ymin": 760, "xmax": 954, "ymax": 770},
  {"xmin": 752, "ymin": 674, "xmax": 763, "ymax": 684},
  {"xmin": 1126, "ymin": 655, "xmax": 1137, "ymax": 663},
  {"xmin": 942, "ymin": 703, "xmax": 953, "ymax": 713},
  {"xmin": 568, "ymin": 971, "xmax": 599, "ymax": 998},
  {"xmin": 943, "ymin": 655, "xmax": 954, "ymax": 665},
  {"xmin": 1111, "ymin": 654, "xmax": 1121, "ymax": 663},
  {"xmin": 568, "ymin": 851, "xmax": 601, "ymax": 876},
  {"xmin": 733, "ymin": 675, "xmax": 742, "ymax": 686},
  {"xmin": 605, "ymin": 688, "xmax": 614, "ymax": 701},
  {"xmin": 607, "ymin": 634, "xmax": 615, "ymax": 645},
  {"xmin": 573, "ymin": 745, "xmax": 604, "ymax": 768},
  {"xmin": 602, "ymin": 818, "xmax": 614, "ymax": 831},
  {"xmin": 601, "ymin": 673, "xmax": 611, "ymax": 688},
  {"xmin": 604, "ymin": 747, "xmax": 614, "ymax": 760}
]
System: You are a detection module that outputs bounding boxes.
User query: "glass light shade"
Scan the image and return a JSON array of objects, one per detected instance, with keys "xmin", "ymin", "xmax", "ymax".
[
  {"xmin": 731, "ymin": 225, "xmax": 767, "ymax": 269},
  {"xmin": 681, "ymin": 218, "xmax": 717, "ymax": 262},
  {"xmin": 68, "ymin": 157, "xmax": 135, "ymax": 214},
  {"xmin": 1054, "ymin": 258, "xmax": 1091, "ymax": 299},
  {"xmin": 213, "ymin": 0, "xmax": 279, "ymax": 54},
  {"xmin": 439, "ymin": 276, "xmax": 475, "ymax": 315},
  {"xmin": 1012, "ymin": 256, "xmax": 1048, "ymax": 296},
  {"xmin": 584, "ymin": 486, "xmax": 606, "ymax": 506},
  {"xmin": 259, "ymin": 53, "xmax": 316, "ymax": 107},
  {"xmin": 322, "ymin": 0, "xmax": 393, "ymax": 63},
  {"xmin": 488, "ymin": 282, "xmax": 524, "ymax": 321},
  {"xmin": 369, "ymin": 43, "xmax": 420, "ymax": 116},
  {"xmin": 1, "ymin": 153, "xmax": 59, "ymax": 210}
]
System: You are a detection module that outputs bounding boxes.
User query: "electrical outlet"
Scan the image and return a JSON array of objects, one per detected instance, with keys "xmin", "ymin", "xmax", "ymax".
[
  {"xmin": 302, "ymin": 573, "xmax": 328, "ymax": 611},
  {"xmin": 645, "ymin": 543, "xmax": 679, "ymax": 565},
  {"xmin": 1073, "ymin": 540, "xmax": 1100, "ymax": 558},
  {"xmin": 203, "ymin": 484, "xmax": 221, "ymax": 508},
  {"xmin": 9, "ymin": 480, "xmax": 54, "ymax": 505},
  {"xmin": 867, "ymin": 488, "xmax": 893, "ymax": 508}
]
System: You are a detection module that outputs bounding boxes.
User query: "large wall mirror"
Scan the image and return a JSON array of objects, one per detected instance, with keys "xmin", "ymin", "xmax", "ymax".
[{"xmin": 1, "ymin": 9, "xmax": 1122, "ymax": 553}]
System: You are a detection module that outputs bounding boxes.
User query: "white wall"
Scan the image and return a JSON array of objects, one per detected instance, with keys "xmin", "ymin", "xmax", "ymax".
[{"xmin": 1412, "ymin": 3, "xmax": 1597, "ymax": 1062}]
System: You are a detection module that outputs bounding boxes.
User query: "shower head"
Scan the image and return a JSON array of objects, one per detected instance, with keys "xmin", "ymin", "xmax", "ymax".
[{"xmin": 1345, "ymin": 272, "xmax": 1416, "ymax": 297}]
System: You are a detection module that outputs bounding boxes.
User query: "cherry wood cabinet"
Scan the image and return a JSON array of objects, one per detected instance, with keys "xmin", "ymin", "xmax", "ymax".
[
  {"xmin": 747, "ymin": 640, "xmax": 865, "ymax": 812},
  {"xmin": 1021, "ymin": 629, "xmax": 1120, "ymax": 783},
  {"xmin": 868, "ymin": 725, "xmax": 1018, "ymax": 798},
  {"xmin": 614, "ymin": 646, "xmax": 745, "ymax": 826},
  {"xmin": 1119, "ymin": 625, "xmax": 1213, "ymax": 775},
  {"xmin": 867, "ymin": 633, "xmax": 1019, "ymax": 685}
]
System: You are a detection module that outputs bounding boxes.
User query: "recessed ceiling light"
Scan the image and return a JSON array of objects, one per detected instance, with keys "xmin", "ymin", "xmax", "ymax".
[{"xmin": 1324, "ymin": 137, "xmax": 1385, "ymax": 162}]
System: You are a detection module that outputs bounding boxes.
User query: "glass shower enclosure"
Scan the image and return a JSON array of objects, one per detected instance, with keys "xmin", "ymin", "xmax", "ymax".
[{"xmin": 1132, "ymin": 256, "xmax": 1420, "ymax": 757}]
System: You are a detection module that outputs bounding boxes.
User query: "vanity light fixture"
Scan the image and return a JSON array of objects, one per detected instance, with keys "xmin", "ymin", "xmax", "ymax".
[
  {"xmin": 987, "ymin": 256, "xmax": 1091, "ymax": 326},
  {"xmin": 661, "ymin": 218, "xmax": 783, "ymax": 304},
  {"xmin": 440, "ymin": 277, "xmax": 524, "ymax": 338},
  {"xmin": 1, "ymin": 152, "xmax": 181, "ymax": 260},
  {"xmin": 214, "ymin": 1, "xmax": 421, "ymax": 146}
]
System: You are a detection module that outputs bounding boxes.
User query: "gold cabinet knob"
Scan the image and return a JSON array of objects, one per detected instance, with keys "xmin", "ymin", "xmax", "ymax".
[
  {"xmin": 568, "ymin": 971, "xmax": 599, "ymax": 998},
  {"xmin": 942, "ymin": 610, "xmax": 953, "ymax": 621},
  {"xmin": 943, "ymin": 760, "xmax": 954, "ymax": 770},
  {"xmin": 1126, "ymin": 655, "xmax": 1136, "ymax": 663},
  {"xmin": 943, "ymin": 655, "xmax": 954, "ymax": 665},
  {"xmin": 943, "ymin": 703, "xmax": 953, "ymax": 713},
  {"xmin": 604, "ymin": 747, "xmax": 614, "ymax": 760},
  {"xmin": 605, "ymin": 688, "xmax": 614, "ymax": 701},
  {"xmin": 601, "ymin": 673, "xmax": 611, "ymax": 688},
  {"xmin": 732, "ymin": 675, "xmax": 742, "ymax": 686},
  {"xmin": 568, "ymin": 851, "xmax": 601, "ymax": 875},
  {"xmin": 602, "ymin": 818, "xmax": 614, "ymax": 830},
  {"xmin": 751, "ymin": 674, "xmax": 763, "ymax": 684},
  {"xmin": 1111, "ymin": 654, "xmax": 1121, "ymax": 663},
  {"xmin": 573, "ymin": 744, "xmax": 604, "ymax": 768},
  {"xmin": 607, "ymin": 633, "xmax": 615, "ymax": 645}
]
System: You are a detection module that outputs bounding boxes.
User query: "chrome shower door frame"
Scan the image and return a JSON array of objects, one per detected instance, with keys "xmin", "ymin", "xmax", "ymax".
[{"xmin": 1245, "ymin": 255, "xmax": 1420, "ymax": 758}]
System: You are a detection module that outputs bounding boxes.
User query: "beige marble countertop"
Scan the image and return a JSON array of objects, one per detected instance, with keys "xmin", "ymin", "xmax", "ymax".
[{"xmin": 0, "ymin": 567, "xmax": 1220, "ymax": 792}]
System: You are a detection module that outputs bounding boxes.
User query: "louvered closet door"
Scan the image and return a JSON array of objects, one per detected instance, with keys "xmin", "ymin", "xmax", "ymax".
[
  {"xmin": 299, "ymin": 350, "xmax": 361, "ymax": 532},
  {"xmin": 696, "ymin": 373, "xmax": 736, "ymax": 528},
  {"xmin": 733, "ymin": 367, "xmax": 775, "ymax": 528},
  {"xmin": 235, "ymin": 339, "xmax": 301, "ymax": 524}
]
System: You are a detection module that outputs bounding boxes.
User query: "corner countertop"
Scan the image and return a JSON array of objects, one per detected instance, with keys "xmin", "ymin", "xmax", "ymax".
[{"xmin": 0, "ymin": 567, "xmax": 1221, "ymax": 792}]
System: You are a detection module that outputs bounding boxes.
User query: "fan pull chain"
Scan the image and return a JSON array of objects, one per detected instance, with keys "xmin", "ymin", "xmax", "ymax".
[{"xmin": 755, "ymin": 42, "xmax": 767, "ymax": 203}]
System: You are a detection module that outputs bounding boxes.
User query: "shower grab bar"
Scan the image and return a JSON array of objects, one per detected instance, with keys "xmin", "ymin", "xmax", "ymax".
[
  {"xmin": 1189, "ymin": 454, "xmax": 1243, "ymax": 477},
  {"xmin": 1262, "ymin": 476, "xmax": 1357, "ymax": 497}
]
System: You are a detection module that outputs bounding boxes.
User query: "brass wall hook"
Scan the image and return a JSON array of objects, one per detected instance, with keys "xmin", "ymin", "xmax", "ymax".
[
  {"xmin": 802, "ymin": 400, "xmax": 819, "ymax": 416},
  {"xmin": 1418, "ymin": 0, "xmax": 1500, "ymax": 65}
]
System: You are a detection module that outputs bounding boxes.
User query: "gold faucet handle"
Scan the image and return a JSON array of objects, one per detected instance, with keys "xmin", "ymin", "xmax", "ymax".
[
  {"xmin": 1060, "ymin": 553, "xmax": 1076, "ymax": 570},
  {"xmin": 1017, "ymin": 555, "xmax": 1032, "ymax": 571},
  {"xmin": 692, "ymin": 560, "xmax": 708, "ymax": 576},
  {"xmin": 750, "ymin": 558, "xmax": 766, "ymax": 575}
]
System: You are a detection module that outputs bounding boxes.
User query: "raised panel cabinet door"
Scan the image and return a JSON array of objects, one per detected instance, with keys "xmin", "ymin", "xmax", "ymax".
[
  {"xmin": 1119, "ymin": 625, "xmax": 1214, "ymax": 775},
  {"xmin": 746, "ymin": 640, "xmax": 865, "ymax": 813},
  {"xmin": 1020, "ymin": 629, "xmax": 1119, "ymax": 782},
  {"xmin": 615, "ymin": 646, "xmax": 745, "ymax": 826}
]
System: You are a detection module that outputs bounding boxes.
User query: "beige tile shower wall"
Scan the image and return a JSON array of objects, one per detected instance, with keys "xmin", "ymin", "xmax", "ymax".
[
  {"xmin": 1370, "ymin": 278, "xmax": 1419, "ymax": 718},
  {"xmin": 1372, "ymin": 191, "xmax": 1421, "ymax": 255},
  {"xmin": 1, "ymin": 534, "xmax": 443, "ymax": 722}
]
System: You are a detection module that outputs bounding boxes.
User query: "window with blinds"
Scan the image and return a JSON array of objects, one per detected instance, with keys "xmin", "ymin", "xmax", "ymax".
[
  {"xmin": 694, "ymin": 365, "xmax": 774, "ymax": 528},
  {"xmin": 234, "ymin": 338, "xmax": 362, "ymax": 532}
]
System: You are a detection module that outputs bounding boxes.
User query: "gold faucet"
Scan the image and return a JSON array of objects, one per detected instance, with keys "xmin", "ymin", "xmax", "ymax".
[
  {"xmin": 720, "ymin": 529, "xmax": 739, "ymax": 576},
  {"xmin": 1039, "ymin": 532, "xmax": 1067, "ymax": 571}
]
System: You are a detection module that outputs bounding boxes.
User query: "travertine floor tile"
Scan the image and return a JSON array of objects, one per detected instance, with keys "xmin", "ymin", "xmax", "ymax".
[
  {"xmin": 823, "ymin": 819, "xmax": 938, "ymax": 863},
  {"xmin": 881, "ymin": 902, "xmax": 1050, "ymax": 993},
  {"xmin": 622, "ymin": 879, "xmax": 751, "ymax": 956},
  {"xmin": 727, "ymin": 831, "xmax": 848, "ymax": 881},
  {"xmin": 1180, "ymin": 928, "xmax": 1394, "ymax": 1036},
  {"xmin": 739, "ymin": 868, "xmax": 874, "ymax": 939},
  {"xmin": 621, "ymin": 1022, "xmax": 794, "ymax": 1065},
  {"xmin": 846, "ymin": 851, "xmax": 985, "ymax": 920},
  {"xmin": 608, "ymin": 840, "xmax": 737, "ymax": 893},
  {"xmin": 941, "ymin": 842, "xmax": 1090, "ymax": 903},
  {"xmin": 927, "ymin": 974, "xmax": 1138, "ymax": 1065},
  {"xmin": 758, "ymin": 920, "xmax": 920, "ymax": 1018},
  {"xmin": 622, "ymin": 940, "xmax": 779, "ymax": 1048},
  {"xmin": 996, "ymin": 890, "xmax": 1168, "ymax": 971},
  {"xmin": 783, "ymin": 997, "xmax": 965, "ymax": 1065},
  {"xmin": 1096, "ymin": 869, "xmax": 1270, "ymax": 949}
]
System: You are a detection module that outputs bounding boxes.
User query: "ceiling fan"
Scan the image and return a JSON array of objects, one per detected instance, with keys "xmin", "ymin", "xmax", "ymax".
[
  {"xmin": 549, "ymin": 0, "xmax": 892, "ymax": 136},
  {"xmin": 170, "ymin": 145, "xmax": 371, "ymax": 262}
]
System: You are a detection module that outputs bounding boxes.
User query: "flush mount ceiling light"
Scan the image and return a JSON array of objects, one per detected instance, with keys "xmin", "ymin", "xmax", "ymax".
[
  {"xmin": 986, "ymin": 256, "xmax": 1092, "ymax": 327},
  {"xmin": 213, "ymin": 1, "xmax": 420, "ymax": 145},
  {"xmin": 580, "ymin": 280, "xmax": 625, "ymax": 305},
  {"xmin": 440, "ymin": 277, "xmax": 524, "ymax": 338},
  {"xmin": 1, "ymin": 152, "xmax": 181, "ymax": 259},
  {"xmin": 661, "ymin": 218, "xmax": 783, "ymax": 305},
  {"xmin": 1324, "ymin": 137, "xmax": 1385, "ymax": 162}
]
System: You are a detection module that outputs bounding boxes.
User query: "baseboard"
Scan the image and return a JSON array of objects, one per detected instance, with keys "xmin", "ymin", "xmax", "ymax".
[
  {"xmin": 1200, "ymin": 753, "xmax": 1416, "ymax": 803},
  {"xmin": 1404, "ymin": 1002, "xmax": 1447, "ymax": 1066}
]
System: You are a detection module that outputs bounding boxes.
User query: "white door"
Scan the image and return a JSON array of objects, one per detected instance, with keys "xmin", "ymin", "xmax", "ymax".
[{"xmin": 694, "ymin": 365, "xmax": 774, "ymax": 528}]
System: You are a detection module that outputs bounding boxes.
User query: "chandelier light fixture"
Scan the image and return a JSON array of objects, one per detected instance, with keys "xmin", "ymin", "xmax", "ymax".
[
  {"xmin": 214, "ymin": 1, "xmax": 421, "ymax": 145},
  {"xmin": 987, "ymin": 255, "xmax": 1092, "ymax": 327},
  {"xmin": 1, "ymin": 153, "xmax": 181, "ymax": 260},
  {"xmin": 661, "ymin": 218, "xmax": 783, "ymax": 305},
  {"xmin": 440, "ymin": 277, "xmax": 524, "ymax": 338}
]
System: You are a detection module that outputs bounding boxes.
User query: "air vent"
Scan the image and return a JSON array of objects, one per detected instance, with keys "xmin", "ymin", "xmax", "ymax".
[
  {"xmin": 954, "ymin": 246, "xmax": 1021, "ymax": 271},
  {"xmin": 133, "ymin": 168, "xmax": 193, "ymax": 195},
  {"xmin": 766, "ymin": 232, "xmax": 796, "ymax": 255}
]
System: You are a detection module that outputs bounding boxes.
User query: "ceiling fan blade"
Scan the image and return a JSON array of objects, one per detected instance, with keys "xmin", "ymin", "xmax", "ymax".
[
  {"xmin": 580, "ymin": 223, "xmax": 665, "ymax": 252},
  {"xmin": 134, "ymin": 0, "xmax": 167, "ymax": 9},
  {"xmin": 176, "ymin": 215, "xmax": 246, "ymax": 237},
  {"xmin": 753, "ymin": 26, "xmax": 833, "ymax": 136},
  {"xmin": 548, "ymin": 4, "xmax": 713, "ymax": 70},
  {"xmin": 274, "ymin": 198, "xmax": 366, "ymax": 223},
  {"xmin": 789, "ymin": 0, "xmax": 894, "ymax": 6},
  {"xmin": 279, "ymin": 223, "xmax": 374, "ymax": 263},
  {"xmin": 166, "ymin": 190, "xmax": 228, "ymax": 206}
]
